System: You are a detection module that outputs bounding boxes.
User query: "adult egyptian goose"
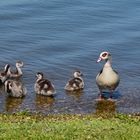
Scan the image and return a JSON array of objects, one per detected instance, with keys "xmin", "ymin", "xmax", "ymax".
[
  {"xmin": 96, "ymin": 51, "xmax": 120, "ymax": 100},
  {"xmin": 65, "ymin": 70, "xmax": 84, "ymax": 91},
  {"xmin": 4, "ymin": 79, "xmax": 27, "ymax": 98},
  {"xmin": 0, "ymin": 64, "xmax": 11, "ymax": 83},
  {"xmin": 9, "ymin": 61, "xmax": 23, "ymax": 79},
  {"xmin": 34, "ymin": 72, "xmax": 55, "ymax": 96}
]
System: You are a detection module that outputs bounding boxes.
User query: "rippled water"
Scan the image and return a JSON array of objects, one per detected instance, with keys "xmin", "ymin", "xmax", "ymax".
[{"xmin": 0, "ymin": 0, "xmax": 140, "ymax": 114}]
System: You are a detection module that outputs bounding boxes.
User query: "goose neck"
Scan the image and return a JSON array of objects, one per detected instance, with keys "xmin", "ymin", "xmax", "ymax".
[
  {"xmin": 104, "ymin": 57, "xmax": 112, "ymax": 68},
  {"xmin": 16, "ymin": 67, "xmax": 22, "ymax": 75}
]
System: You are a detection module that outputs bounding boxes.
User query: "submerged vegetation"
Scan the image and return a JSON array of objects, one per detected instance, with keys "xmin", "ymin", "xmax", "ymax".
[{"xmin": 0, "ymin": 111, "xmax": 139, "ymax": 140}]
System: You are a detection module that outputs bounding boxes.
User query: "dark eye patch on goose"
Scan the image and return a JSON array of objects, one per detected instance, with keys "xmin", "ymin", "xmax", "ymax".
[{"xmin": 102, "ymin": 53, "xmax": 108, "ymax": 57}]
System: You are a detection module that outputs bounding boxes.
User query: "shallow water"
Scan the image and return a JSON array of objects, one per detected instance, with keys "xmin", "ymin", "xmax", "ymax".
[{"xmin": 0, "ymin": 0, "xmax": 140, "ymax": 114}]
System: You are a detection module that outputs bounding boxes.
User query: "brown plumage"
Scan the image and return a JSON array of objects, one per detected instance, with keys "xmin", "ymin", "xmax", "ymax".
[
  {"xmin": 34, "ymin": 72, "xmax": 55, "ymax": 96},
  {"xmin": 65, "ymin": 71, "xmax": 84, "ymax": 91}
]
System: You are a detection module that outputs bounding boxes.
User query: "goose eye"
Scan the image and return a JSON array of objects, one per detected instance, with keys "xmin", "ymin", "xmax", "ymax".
[{"xmin": 102, "ymin": 53, "xmax": 107, "ymax": 57}]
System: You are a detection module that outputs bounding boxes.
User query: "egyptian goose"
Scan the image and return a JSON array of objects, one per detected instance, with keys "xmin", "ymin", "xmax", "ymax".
[{"xmin": 96, "ymin": 51, "xmax": 120, "ymax": 100}]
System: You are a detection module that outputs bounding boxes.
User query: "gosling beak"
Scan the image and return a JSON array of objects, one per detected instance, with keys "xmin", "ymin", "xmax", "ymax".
[{"xmin": 96, "ymin": 57, "xmax": 102, "ymax": 63}]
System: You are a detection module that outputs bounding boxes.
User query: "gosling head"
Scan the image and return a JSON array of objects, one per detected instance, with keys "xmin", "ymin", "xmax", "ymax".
[
  {"xmin": 4, "ymin": 64, "xmax": 11, "ymax": 75},
  {"xmin": 4, "ymin": 64, "xmax": 10, "ymax": 71},
  {"xmin": 36, "ymin": 72, "xmax": 44, "ymax": 80},
  {"xmin": 73, "ymin": 71, "xmax": 83, "ymax": 78},
  {"xmin": 97, "ymin": 51, "xmax": 111, "ymax": 63},
  {"xmin": 16, "ymin": 61, "xmax": 24, "ymax": 68}
]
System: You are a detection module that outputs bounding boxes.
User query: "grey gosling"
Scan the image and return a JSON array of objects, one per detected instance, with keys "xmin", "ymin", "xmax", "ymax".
[
  {"xmin": 65, "ymin": 71, "xmax": 84, "ymax": 91},
  {"xmin": 4, "ymin": 79, "xmax": 27, "ymax": 98},
  {"xmin": 34, "ymin": 72, "xmax": 55, "ymax": 96}
]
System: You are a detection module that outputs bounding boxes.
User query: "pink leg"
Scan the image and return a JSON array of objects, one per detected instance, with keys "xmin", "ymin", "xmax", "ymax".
[
  {"xmin": 108, "ymin": 90, "xmax": 114, "ymax": 101},
  {"xmin": 98, "ymin": 89, "xmax": 104, "ymax": 100}
]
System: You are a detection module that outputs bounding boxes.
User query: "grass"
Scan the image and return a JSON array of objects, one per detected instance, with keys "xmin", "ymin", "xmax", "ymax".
[{"xmin": 0, "ymin": 112, "xmax": 139, "ymax": 140}]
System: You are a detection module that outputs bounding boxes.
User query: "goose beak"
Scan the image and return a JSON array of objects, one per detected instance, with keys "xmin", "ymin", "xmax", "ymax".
[{"xmin": 96, "ymin": 57, "xmax": 102, "ymax": 63}]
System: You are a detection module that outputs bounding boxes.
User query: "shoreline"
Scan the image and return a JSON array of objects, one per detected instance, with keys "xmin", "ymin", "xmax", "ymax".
[{"xmin": 0, "ymin": 112, "xmax": 139, "ymax": 139}]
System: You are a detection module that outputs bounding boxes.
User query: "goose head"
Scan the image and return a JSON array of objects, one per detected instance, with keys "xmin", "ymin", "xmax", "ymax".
[
  {"xmin": 4, "ymin": 64, "xmax": 11, "ymax": 73},
  {"xmin": 97, "ymin": 51, "xmax": 111, "ymax": 63},
  {"xmin": 73, "ymin": 71, "xmax": 83, "ymax": 78},
  {"xmin": 16, "ymin": 61, "xmax": 24, "ymax": 68},
  {"xmin": 0, "ymin": 64, "xmax": 11, "ymax": 83},
  {"xmin": 36, "ymin": 72, "xmax": 44, "ymax": 80}
]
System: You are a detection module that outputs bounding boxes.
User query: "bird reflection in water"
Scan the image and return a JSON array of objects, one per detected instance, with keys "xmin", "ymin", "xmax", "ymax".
[
  {"xmin": 35, "ymin": 95, "xmax": 55, "ymax": 110},
  {"xmin": 5, "ymin": 97, "xmax": 24, "ymax": 112},
  {"xmin": 65, "ymin": 90, "xmax": 83, "ymax": 100},
  {"xmin": 95, "ymin": 100, "xmax": 116, "ymax": 117}
]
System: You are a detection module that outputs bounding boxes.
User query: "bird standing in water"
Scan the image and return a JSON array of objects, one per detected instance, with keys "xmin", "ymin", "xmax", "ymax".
[{"xmin": 96, "ymin": 51, "xmax": 120, "ymax": 100}]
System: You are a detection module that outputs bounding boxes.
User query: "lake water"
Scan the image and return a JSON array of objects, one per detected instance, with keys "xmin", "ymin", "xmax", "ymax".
[{"xmin": 0, "ymin": 0, "xmax": 140, "ymax": 114}]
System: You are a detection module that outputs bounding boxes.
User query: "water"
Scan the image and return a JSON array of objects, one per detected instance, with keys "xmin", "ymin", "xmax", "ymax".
[{"xmin": 0, "ymin": 0, "xmax": 140, "ymax": 114}]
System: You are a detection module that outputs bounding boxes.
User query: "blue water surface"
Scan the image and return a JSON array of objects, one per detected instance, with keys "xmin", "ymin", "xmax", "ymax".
[{"xmin": 0, "ymin": 0, "xmax": 140, "ymax": 114}]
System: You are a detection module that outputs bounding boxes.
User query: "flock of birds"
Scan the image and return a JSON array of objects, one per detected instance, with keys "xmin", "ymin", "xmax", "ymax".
[{"xmin": 0, "ymin": 51, "xmax": 120, "ymax": 101}]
